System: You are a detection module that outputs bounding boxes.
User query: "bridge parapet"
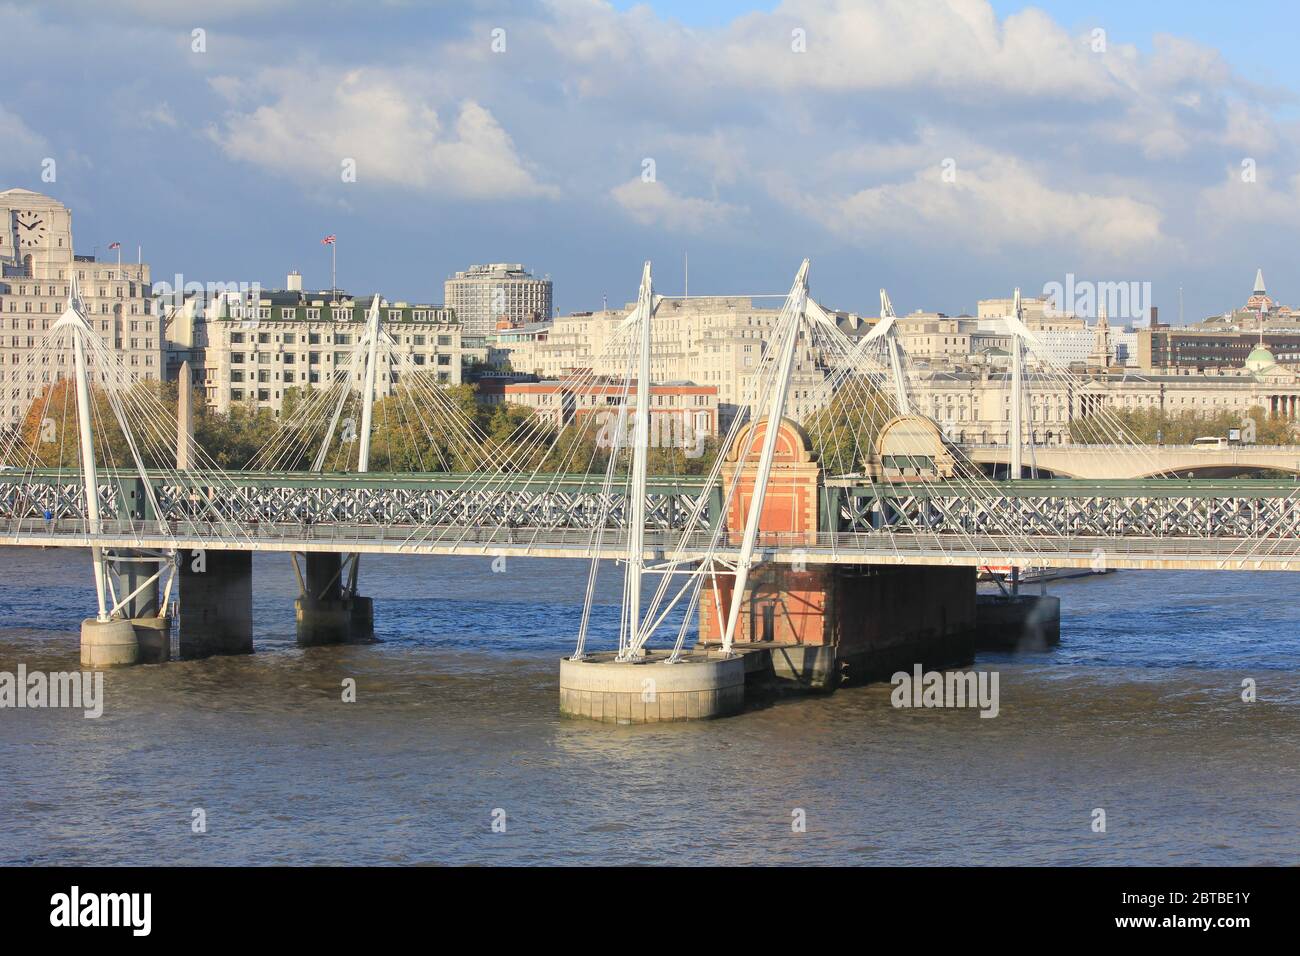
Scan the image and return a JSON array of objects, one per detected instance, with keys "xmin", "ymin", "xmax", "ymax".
[{"xmin": 1, "ymin": 470, "xmax": 1298, "ymax": 541}]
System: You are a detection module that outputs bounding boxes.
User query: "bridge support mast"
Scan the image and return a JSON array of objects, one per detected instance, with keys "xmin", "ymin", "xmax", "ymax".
[
  {"xmin": 720, "ymin": 260, "xmax": 810, "ymax": 657},
  {"xmin": 878, "ymin": 289, "xmax": 910, "ymax": 415},
  {"xmin": 618, "ymin": 262, "xmax": 654, "ymax": 660},
  {"xmin": 295, "ymin": 296, "xmax": 381, "ymax": 647},
  {"xmin": 51, "ymin": 281, "xmax": 140, "ymax": 665},
  {"xmin": 1010, "ymin": 287, "xmax": 1024, "ymax": 482}
]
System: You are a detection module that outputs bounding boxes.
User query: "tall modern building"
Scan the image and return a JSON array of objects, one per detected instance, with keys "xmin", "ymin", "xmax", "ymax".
[
  {"xmin": 444, "ymin": 263, "xmax": 552, "ymax": 338},
  {"xmin": 0, "ymin": 188, "xmax": 160, "ymax": 431}
]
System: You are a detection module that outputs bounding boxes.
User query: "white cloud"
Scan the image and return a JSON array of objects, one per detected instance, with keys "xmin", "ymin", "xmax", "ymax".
[
  {"xmin": 141, "ymin": 102, "xmax": 179, "ymax": 129},
  {"xmin": 0, "ymin": 105, "xmax": 49, "ymax": 174},
  {"xmin": 5, "ymin": 0, "xmax": 1295, "ymax": 309},
  {"xmin": 610, "ymin": 179, "xmax": 743, "ymax": 233},
  {"xmin": 47, "ymin": 0, "xmax": 311, "ymax": 22},
  {"xmin": 1199, "ymin": 164, "xmax": 1300, "ymax": 227},
  {"xmin": 212, "ymin": 67, "xmax": 557, "ymax": 200},
  {"xmin": 789, "ymin": 156, "xmax": 1163, "ymax": 258},
  {"xmin": 539, "ymin": 0, "xmax": 1128, "ymax": 102}
]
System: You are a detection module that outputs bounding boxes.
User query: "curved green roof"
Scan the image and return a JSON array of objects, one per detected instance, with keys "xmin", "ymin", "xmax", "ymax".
[{"xmin": 1245, "ymin": 345, "xmax": 1277, "ymax": 371}]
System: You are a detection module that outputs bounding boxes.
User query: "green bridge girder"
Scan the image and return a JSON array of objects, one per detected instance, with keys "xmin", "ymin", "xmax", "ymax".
[{"xmin": 2, "ymin": 468, "xmax": 1297, "ymax": 536}]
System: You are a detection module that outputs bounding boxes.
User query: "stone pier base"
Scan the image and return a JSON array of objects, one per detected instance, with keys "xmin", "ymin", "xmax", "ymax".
[
  {"xmin": 131, "ymin": 615, "xmax": 172, "ymax": 664},
  {"xmin": 560, "ymin": 651, "xmax": 746, "ymax": 723},
  {"xmin": 80, "ymin": 618, "xmax": 139, "ymax": 668},
  {"xmin": 350, "ymin": 596, "xmax": 374, "ymax": 642},
  {"xmin": 295, "ymin": 598, "xmax": 353, "ymax": 646},
  {"xmin": 295, "ymin": 553, "xmax": 375, "ymax": 646}
]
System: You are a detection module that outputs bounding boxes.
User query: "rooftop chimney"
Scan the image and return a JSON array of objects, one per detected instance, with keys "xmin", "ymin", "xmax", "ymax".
[{"xmin": 287, "ymin": 270, "xmax": 303, "ymax": 291}]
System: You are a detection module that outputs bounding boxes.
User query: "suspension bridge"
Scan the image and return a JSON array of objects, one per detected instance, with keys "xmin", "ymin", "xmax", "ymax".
[{"xmin": 1, "ymin": 262, "xmax": 1297, "ymax": 721}]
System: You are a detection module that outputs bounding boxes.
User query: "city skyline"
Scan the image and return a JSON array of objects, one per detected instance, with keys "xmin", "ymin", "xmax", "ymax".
[
  {"xmin": 1, "ymin": 0, "xmax": 1298, "ymax": 892},
  {"xmin": 4, "ymin": 1, "xmax": 1300, "ymax": 321}
]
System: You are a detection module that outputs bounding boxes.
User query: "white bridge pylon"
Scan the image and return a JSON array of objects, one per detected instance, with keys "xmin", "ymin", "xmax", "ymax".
[
  {"xmin": 44, "ymin": 278, "xmax": 180, "ymax": 623},
  {"xmin": 570, "ymin": 258, "xmax": 1084, "ymax": 666},
  {"xmin": 1002, "ymin": 286, "xmax": 1051, "ymax": 480},
  {"xmin": 302, "ymin": 295, "xmax": 384, "ymax": 600},
  {"xmin": 51, "ymin": 279, "xmax": 113, "ymax": 620},
  {"xmin": 575, "ymin": 258, "xmax": 872, "ymax": 664}
]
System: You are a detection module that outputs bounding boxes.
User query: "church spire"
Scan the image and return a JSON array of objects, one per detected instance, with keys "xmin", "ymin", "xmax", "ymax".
[{"xmin": 1254, "ymin": 268, "xmax": 1266, "ymax": 295}]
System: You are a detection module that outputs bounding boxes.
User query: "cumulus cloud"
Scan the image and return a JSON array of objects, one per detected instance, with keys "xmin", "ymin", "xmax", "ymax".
[
  {"xmin": 538, "ymin": 0, "xmax": 1126, "ymax": 102},
  {"xmin": 610, "ymin": 179, "xmax": 743, "ymax": 233},
  {"xmin": 212, "ymin": 67, "xmax": 557, "ymax": 200},
  {"xmin": 1199, "ymin": 163, "xmax": 1300, "ymax": 227},
  {"xmin": 0, "ymin": 105, "xmax": 49, "ymax": 174},
  {"xmin": 5, "ymin": 0, "xmax": 1295, "ymax": 307},
  {"xmin": 719, "ymin": 0, "xmax": 1120, "ymax": 99},
  {"xmin": 790, "ymin": 156, "xmax": 1163, "ymax": 258},
  {"xmin": 141, "ymin": 102, "xmax": 179, "ymax": 129},
  {"xmin": 46, "ymin": 0, "xmax": 312, "ymax": 22}
]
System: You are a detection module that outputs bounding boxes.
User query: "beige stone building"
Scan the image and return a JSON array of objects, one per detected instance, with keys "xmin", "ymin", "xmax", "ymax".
[
  {"xmin": 499, "ymin": 295, "xmax": 870, "ymax": 425},
  {"xmin": 206, "ymin": 280, "xmax": 462, "ymax": 417},
  {"xmin": 496, "ymin": 283, "xmax": 1297, "ymax": 448},
  {"xmin": 479, "ymin": 379, "xmax": 719, "ymax": 440},
  {"xmin": 0, "ymin": 188, "xmax": 160, "ymax": 431},
  {"xmin": 908, "ymin": 346, "xmax": 1300, "ymax": 447}
]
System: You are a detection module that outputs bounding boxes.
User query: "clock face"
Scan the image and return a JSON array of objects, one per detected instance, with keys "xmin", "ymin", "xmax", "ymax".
[{"xmin": 16, "ymin": 211, "xmax": 47, "ymax": 249}]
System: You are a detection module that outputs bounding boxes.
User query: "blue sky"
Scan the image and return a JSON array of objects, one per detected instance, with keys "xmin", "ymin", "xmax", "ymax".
[{"xmin": 3, "ymin": 0, "xmax": 1298, "ymax": 323}]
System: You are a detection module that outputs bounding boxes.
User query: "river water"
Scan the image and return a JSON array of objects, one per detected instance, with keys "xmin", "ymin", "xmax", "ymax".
[{"xmin": 1, "ymin": 546, "xmax": 1297, "ymax": 865}]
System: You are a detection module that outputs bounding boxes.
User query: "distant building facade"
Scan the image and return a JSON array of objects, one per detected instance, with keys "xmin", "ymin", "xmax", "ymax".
[
  {"xmin": 479, "ymin": 378, "xmax": 719, "ymax": 439},
  {"xmin": 0, "ymin": 188, "xmax": 160, "ymax": 430},
  {"xmin": 1138, "ymin": 270, "xmax": 1300, "ymax": 372},
  {"xmin": 206, "ymin": 280, "xmax": 462, "ymax": 417},
  {"xmin": 909, "ymin": 355, "xmax": 1300, "ymax": 447},
  {"xmin": 444, "ymin": 263, "xmax": 552, "ymax": 338},
  {"xmin": 496, "ymin": 295, "xmax": 870, "ymax": 425}
]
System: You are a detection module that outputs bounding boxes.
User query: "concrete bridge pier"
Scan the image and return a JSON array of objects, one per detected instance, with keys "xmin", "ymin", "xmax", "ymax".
[
  {"xmin": 115, "ymin": 554, "xmax": 170, "ymax": 664},
  {"xmin": 975, "ymin": 592, "xmax": 1061, "ymax": 651},
  {"xmin": 178, "ymin": 549, "xmax": 254, "ymax": 659},
  {"xmin": 295, "ymin": 552, "xmax": 374, "ymax": 646},
  {"xmin": 79, "ymin": 553, "xmax": 172, "ymax": 668}
]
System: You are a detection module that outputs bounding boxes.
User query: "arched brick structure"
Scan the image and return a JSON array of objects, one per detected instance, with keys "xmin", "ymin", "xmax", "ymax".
[
  {"xmin": 699, "ymin": 416, "xmax": 978, "ymax": 689},
  {"xmin": 720, "ymin": 417, "xmax": 821, "ymax": 546}
]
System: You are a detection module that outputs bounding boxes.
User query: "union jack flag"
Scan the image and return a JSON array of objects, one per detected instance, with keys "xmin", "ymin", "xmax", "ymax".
[
  {"xmin": 107, "ymin": 241, "xmax": 121, "ymax": 250},
  {"xmin": 321, "ymin": 234, "xmax": 336, "ymax": 245}
]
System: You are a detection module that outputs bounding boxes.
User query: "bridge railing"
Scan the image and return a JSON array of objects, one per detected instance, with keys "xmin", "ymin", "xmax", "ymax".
[
  {"xmin": 4, "ymin": 518, "xmax": 1299, "ymax": 565},
  {"xmin": 962, "ymin": 442, "xmax": 1300, "ymax": 453}
]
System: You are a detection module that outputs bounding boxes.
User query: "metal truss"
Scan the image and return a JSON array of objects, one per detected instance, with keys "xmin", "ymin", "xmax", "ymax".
[
  {"xmin": 4, "ymin": 472, "xmax": 1300, "ymax": 543},
  {"xmin": 839, "ymin": 488, "xmax": 1300, "ymax": 539},
  {"xmin": 152, "ymin": 482, "xmax": 705, "ymax": 531},
  {"xmin": 0, "ymin": 478, "xmax": 119, "ymax": 521}
]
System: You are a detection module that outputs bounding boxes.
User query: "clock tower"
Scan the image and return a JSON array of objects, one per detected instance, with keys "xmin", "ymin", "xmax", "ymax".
[
  {"xmin": 0, "ymin": 187, "xmax": 157, "ymax": 432},
  {"xmin": 0, "ymin": 187, "xmax": 75, "ymax": 278}
]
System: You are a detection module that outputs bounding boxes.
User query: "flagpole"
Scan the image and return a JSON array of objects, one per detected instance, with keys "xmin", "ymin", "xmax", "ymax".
[{"xmin": 332, "ymin": 240, "xmax": 337, "ymax": 298}]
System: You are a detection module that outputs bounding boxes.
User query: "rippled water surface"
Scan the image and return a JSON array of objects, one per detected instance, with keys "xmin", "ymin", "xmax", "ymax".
[{"xmin": 1, "ymin": 546, "xmax": 1297, "ymax": 865}]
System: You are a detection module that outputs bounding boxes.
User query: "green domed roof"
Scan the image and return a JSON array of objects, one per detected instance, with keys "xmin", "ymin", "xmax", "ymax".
[{"xmin": 1246, "ymin": 345, "xmax": 1278, "ymax": 371}]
